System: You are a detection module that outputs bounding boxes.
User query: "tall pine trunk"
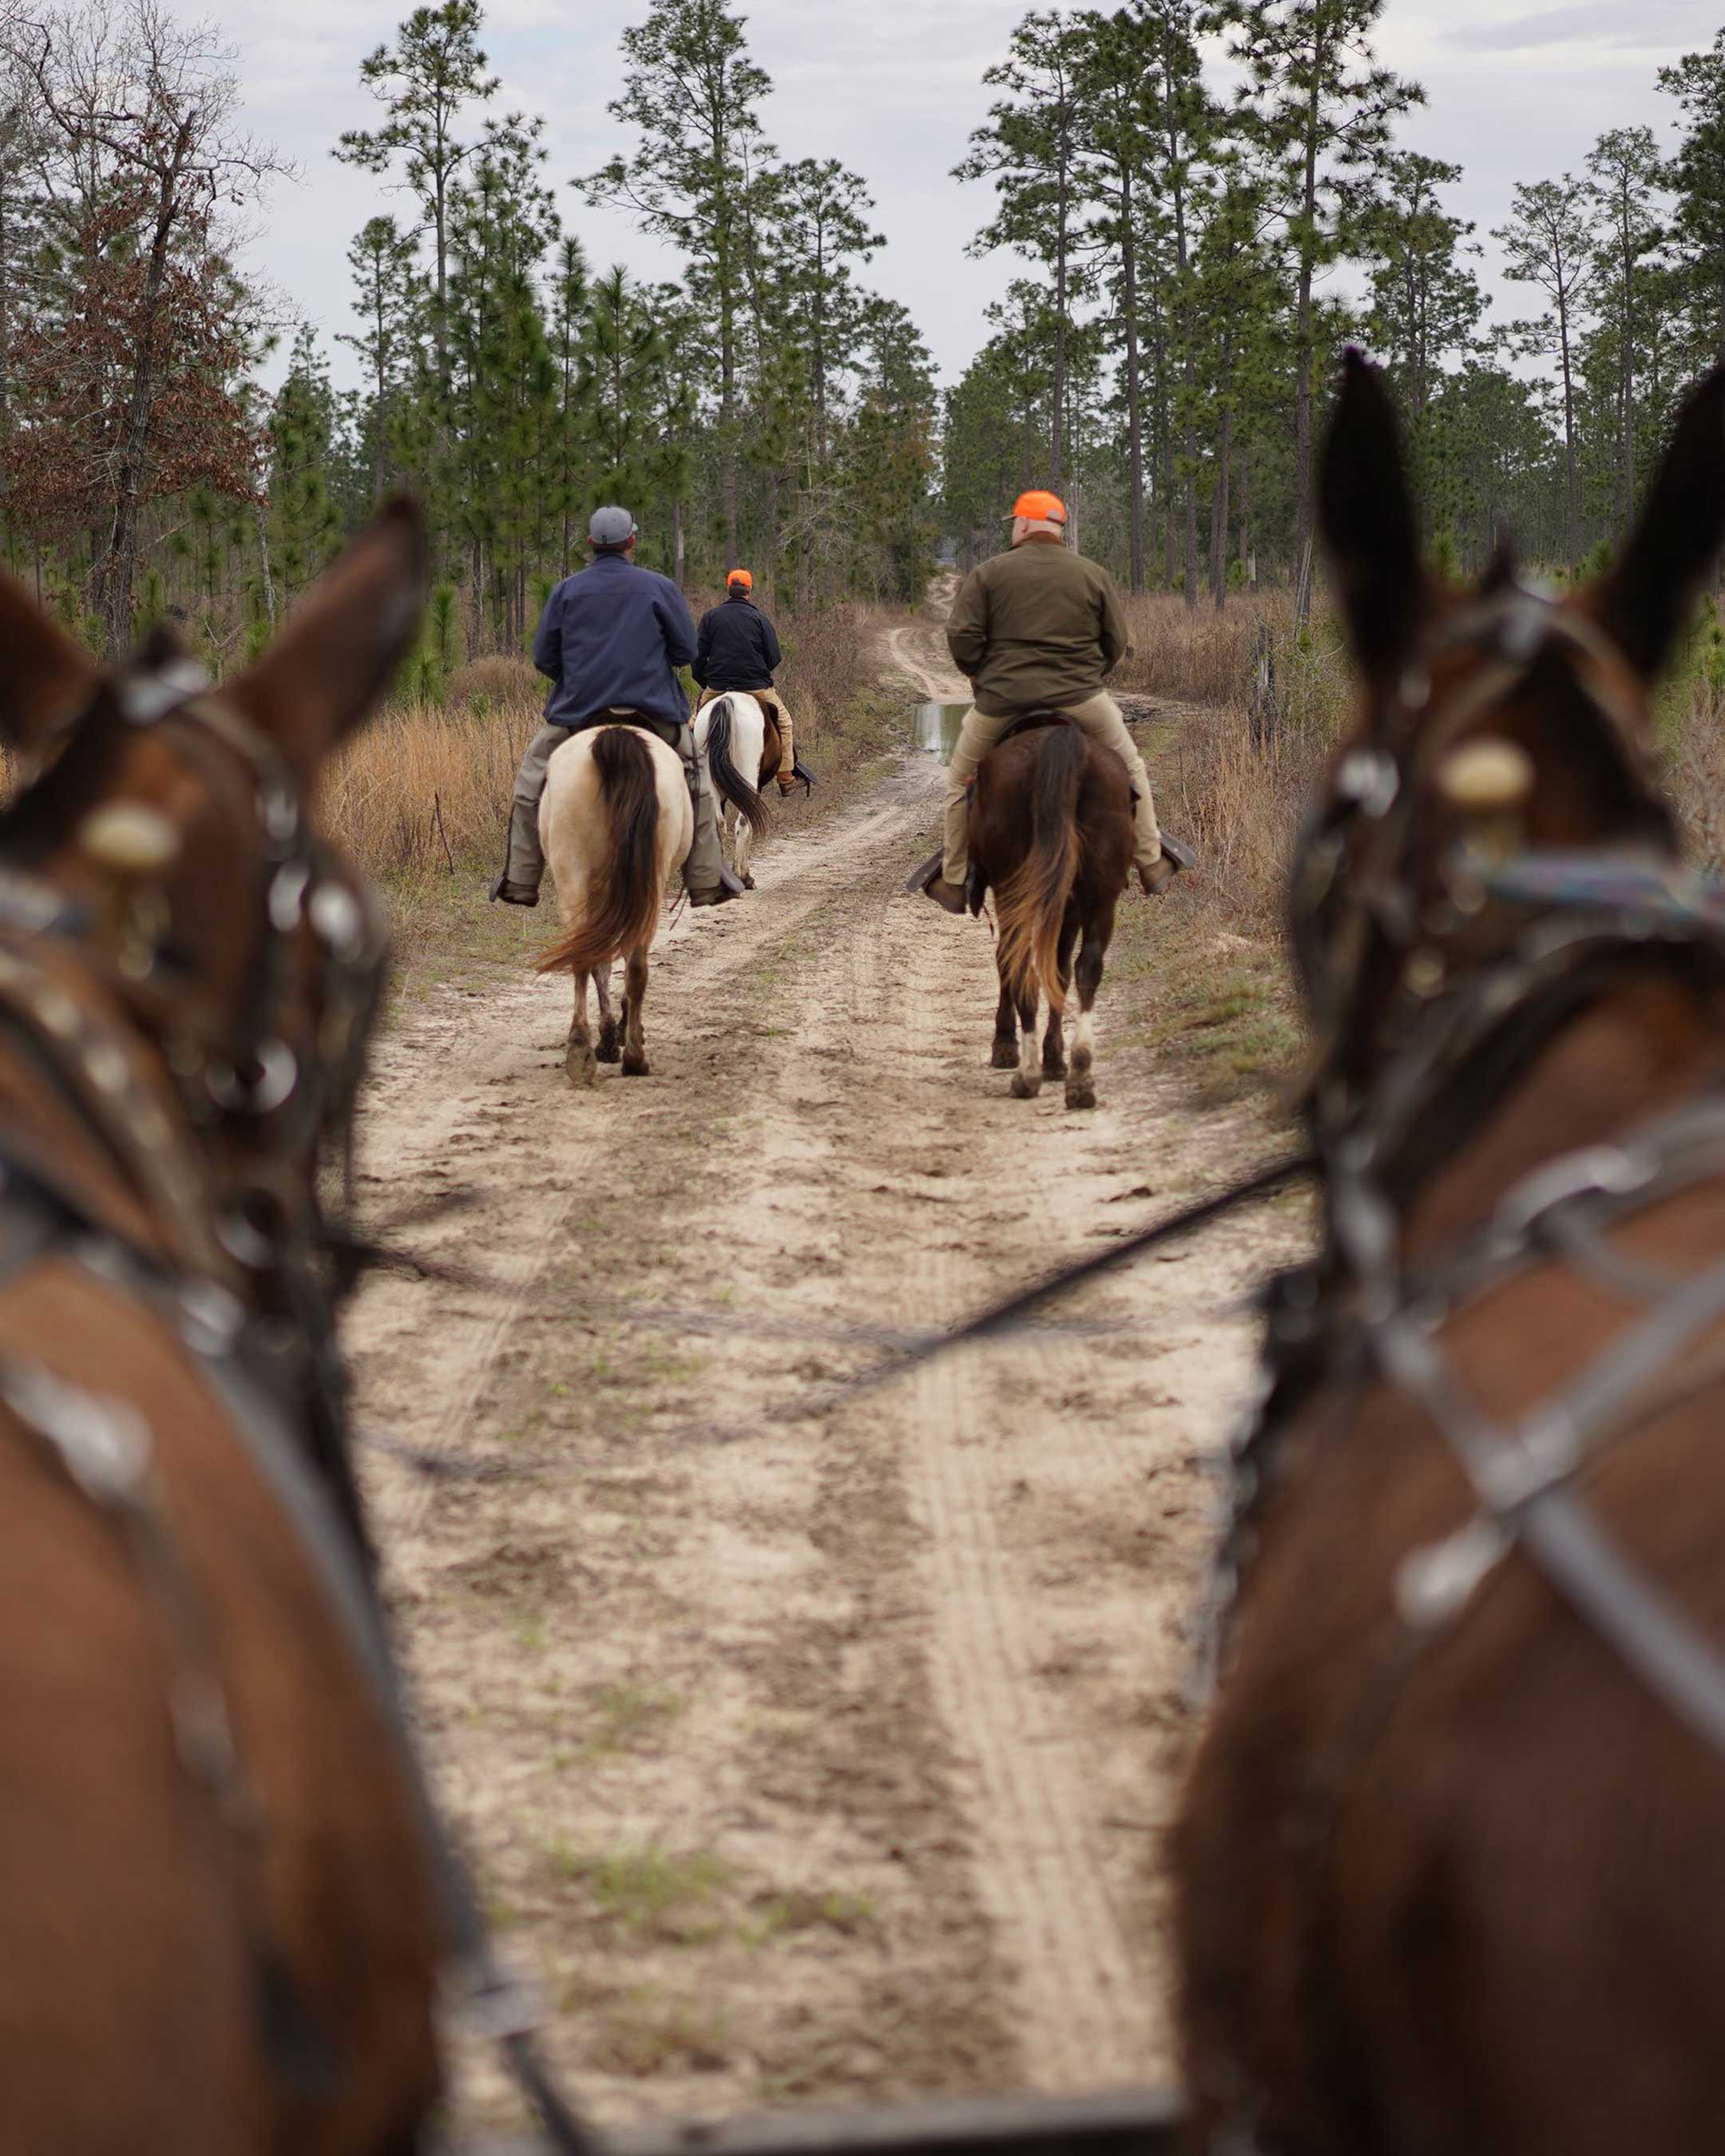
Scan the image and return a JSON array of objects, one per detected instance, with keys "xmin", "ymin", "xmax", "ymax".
[{"xmin": 1292, "ymin": 59, "xmax": 1322, "ymax": 624}]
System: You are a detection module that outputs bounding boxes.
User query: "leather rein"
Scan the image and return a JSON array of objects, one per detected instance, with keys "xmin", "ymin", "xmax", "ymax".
[
  {"xmin": 1215, "ymin": 584, "xmax": 1725, "ymax": 1764},
  {"xmin": 0, "ymin": 655, "xmax": 594, "ymax": 2150}
]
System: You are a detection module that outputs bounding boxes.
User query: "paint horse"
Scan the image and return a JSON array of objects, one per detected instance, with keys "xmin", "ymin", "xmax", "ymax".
[
  {"xmin": 969, "ymin": 716, "xmax": 1133, "ymax": 1111},
  {"xmin": 537, "ymin": 723, "xmax": 693, "ymax": 1082},
  {"xmin": 695, "ymin": 692, "xmax": 779, "ymax": 888}
]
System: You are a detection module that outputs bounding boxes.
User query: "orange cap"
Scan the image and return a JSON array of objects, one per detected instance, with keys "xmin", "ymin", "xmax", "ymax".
[
  {"xmin": 726, "ymin": 568, "xmax": 753, "ymax": 590},
  {"xmin": 1010, "ymin": 489, "xmax": 1066, "ymax": 525}
]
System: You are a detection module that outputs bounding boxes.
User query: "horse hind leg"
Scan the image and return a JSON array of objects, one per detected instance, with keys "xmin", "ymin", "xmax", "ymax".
[
  {"xmin": 1065, "ymin": 915, "xmax": 1111, "ymax": 1112},
  {"xmin": 594, "ymin": 963, "xmax": 621, "ymax": 1064},
  {"xmin": 736, "ymin": 810, "xmax": 755, "ymax": 888},
  {"xmin": 621, "ymin": 946, "xmax": 651, "ymax": 1077},
  {"xmin": 1042, "ymin": 917, "xmax": 1079, "ymax": 1080},
  {"xmin": 565, "ymin": 969, "xmax": 597, "ymax": 1087},
  {"xmin": 991, "ymin": 961, "xmax": 1018, "ymax": 1069},
  {"xmin": 1010, "ymin": 983, "xmax": 1042, "ymax": 1099}
]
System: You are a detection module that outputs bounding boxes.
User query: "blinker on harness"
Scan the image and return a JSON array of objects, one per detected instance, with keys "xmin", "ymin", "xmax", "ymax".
[
  {"xmin": 0, "ymin": 653, "xmax": 594, "ymax": 2151},
  {"xmin": 1220, "ymin": 579, "xmax": 1725, "ymax": 1766}
]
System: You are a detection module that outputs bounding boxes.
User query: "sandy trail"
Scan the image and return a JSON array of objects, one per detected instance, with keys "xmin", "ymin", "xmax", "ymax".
[{"xmin": 347, "ymin": 613, "xmax": 1301, "ymax": 2134}]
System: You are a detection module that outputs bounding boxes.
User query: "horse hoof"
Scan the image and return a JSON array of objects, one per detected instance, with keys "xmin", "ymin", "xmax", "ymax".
[
  {"xmin": 597, "ymin": 1025, "xmax": 621, "ymax": 1064},
  {"xmin": 622, "ymin": 1053, "xmax": 651, "ymax": 1078},
  {"xmin": 990, "ymin": 1038, "xmax": 1018, "ymax": 1070},
  {"xmin": 565, "ymin": 1044, "xmax": 598, "ymax": 1087},
  {"xmin": 1065, "ymin": 1081, "xmax": 1096, "ymax": 1112},
  {"xmin": 742, "ymin": 873, "xmax": 756, "ymax": 890},
  {"xmin": 1042, "ymin": 1054, "xmax": 1068, "ymax": 1080},
  {"xmin": 1010, "ymin": 1072, "xmax": 1041, "ymax": 1100}
]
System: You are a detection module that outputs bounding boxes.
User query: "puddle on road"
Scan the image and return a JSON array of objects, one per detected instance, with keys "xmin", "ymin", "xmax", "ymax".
[{"xmin": 912, "ymin": 700, "xmax": 969, "ymax": 764}]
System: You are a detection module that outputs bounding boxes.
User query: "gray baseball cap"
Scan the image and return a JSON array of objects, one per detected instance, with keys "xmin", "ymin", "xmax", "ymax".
[{"xmin": 589, "ymin": 505, "xmax": 638, "ymax": 547}]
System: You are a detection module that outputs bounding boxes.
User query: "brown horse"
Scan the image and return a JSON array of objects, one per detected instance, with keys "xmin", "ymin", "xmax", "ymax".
[
  {"xmin": 970, "ymin": 716, "xmax": 1133, "ymax": 1110},
  {"xmin": 1175, "ymin": 354, "xmax": 1725, "ymax": 2154},
  {"xmin": 0, "ymin": 510, "xmax": 446, "ymax": 2150}
]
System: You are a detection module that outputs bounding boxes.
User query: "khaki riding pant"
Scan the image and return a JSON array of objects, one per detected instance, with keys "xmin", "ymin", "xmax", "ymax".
[
  {"xmin": 502, "ymin": 715, "xmax": 727, "ymax": 901},
  {"xmin": 942, "ymin": 690, "xmax": 1162, "ymax": 886},
  {"xmin": 696, "ymin": 685, "xmax": 795, "ymax": 778}
]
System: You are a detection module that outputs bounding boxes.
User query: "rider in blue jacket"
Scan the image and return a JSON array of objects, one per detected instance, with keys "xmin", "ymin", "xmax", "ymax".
[{"xmin": 491, "ymin": 505, "xmax": 739, "ymax": 906}]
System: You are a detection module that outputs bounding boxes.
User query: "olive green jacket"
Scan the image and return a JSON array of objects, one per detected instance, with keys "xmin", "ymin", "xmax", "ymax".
[{"xmin": 945, "ymin": 536, "xmax": 1132, "ymax": 715}]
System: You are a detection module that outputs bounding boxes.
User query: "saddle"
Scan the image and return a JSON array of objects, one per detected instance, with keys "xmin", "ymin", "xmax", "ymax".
[{"xmin": 995, "ymin": 708, "xmax": 1073, "ymax": 748}]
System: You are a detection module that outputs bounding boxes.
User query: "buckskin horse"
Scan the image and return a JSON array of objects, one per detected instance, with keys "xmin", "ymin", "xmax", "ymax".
[
  {"xmin": 537, "ymin": 721, "xmax": 693, "ymax": 1082},
  {"xmin": 695, "ymin": 691, "xmax": 774, "ymax": 887},
  {"xmin": 0, "ymin": 506, "xmax": 452, "ymax": 2151},
  {"xmin": 1175, "ymin": 352, "xmax": 1725, "ymax": 2154},
  {"xmin": 970, "ymin": 716, "xmax": 1133, "ymax": 1110}
]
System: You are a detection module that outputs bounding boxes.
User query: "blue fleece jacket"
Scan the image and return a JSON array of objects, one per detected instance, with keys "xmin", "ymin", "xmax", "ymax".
[{"xmin": 530, "ymin": 553, "xmax": 697, "ymax": 732}]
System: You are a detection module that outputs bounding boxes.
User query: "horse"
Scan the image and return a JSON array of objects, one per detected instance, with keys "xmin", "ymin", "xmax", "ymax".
[
  {"xmin": 0, "ymin": 505, "xmax": 446, "ymax": 2150},
  {"xmin": 969, "ymin": 715, "xmax": 1133, "ymax": 1111},
  {"xmin": 537, "ymin": 722, "xmax": 692, "ymax": 1082},
  {"xmin": 695, "ymin": 691, "xmax": 777, "ymax": 886},
  {"xmin": 1174, "ymin": 351, "xmax": 1725, "ymax": 2155}
]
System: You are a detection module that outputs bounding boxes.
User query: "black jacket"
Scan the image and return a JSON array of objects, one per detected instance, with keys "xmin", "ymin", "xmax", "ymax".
[{"xmin": 693, "ymin": 589, "xmax": 782, "ymax": 692}]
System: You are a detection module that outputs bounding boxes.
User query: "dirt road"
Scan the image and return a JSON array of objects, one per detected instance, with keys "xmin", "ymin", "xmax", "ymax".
[{"xmin": 347, "ymin": 617, "xmax": 1302, "ymax": 2134}]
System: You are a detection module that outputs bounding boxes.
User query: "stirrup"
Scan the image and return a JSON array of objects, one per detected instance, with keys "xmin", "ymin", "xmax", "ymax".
[{"xmin": 904, "ymin": 846, "xmax": 946, "ymax": 895}]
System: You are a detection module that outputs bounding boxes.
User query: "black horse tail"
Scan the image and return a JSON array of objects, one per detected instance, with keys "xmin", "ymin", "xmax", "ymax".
[
  {"xmin": 705, "ymin": 696, "xmax": 769, "ymax": 836},
  {"xmin": 537, "ymin": 727, "xmax": 662, "ymax": 975},
  {"xmin": 995, "ymin": 724, "xmax": 1085, "ymax": 1013}
]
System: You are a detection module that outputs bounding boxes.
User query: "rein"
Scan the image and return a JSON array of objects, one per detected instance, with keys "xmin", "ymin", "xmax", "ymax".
[{"xmin": 0, "ymin": 654, "xmax": 594, "ymax": 2152}]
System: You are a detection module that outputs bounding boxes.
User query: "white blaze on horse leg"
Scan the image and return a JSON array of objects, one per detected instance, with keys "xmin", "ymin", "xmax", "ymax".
[
  {"xmin": 1072, "ymin": 1005, "xmax": 1096, "ymax": 1072},
  {"xmin": 736, "ymin": 815, "xmax": 752, "ymax": 881},
  {"xmin": 1017, "ymin": 1011, "xmax": 1041, "ymax": 1093}
]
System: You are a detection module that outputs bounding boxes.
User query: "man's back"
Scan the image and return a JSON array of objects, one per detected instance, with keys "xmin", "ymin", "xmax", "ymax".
[
  {"xmin": 696, "ymin": 588, "xmax": 783, "ymax": 692},
  {"xmin": 946, "ymin": 539, "xmax": 1129, "ymax": 716},
  {"xmin": 533, "ymin": 553, "xmax": 696, "ymax": 734}
]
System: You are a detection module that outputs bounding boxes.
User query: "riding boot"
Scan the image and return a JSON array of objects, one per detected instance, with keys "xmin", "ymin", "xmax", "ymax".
[
  {"xmin": 680, "ymin": 731, "xmax": 742, "ymax": 905},
  {"xmin": 490, "ymin": 723, "xmax": 569, "ymax": 906}
]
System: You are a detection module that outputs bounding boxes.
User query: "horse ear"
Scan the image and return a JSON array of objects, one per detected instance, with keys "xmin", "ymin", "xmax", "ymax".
[
  {"xmin": 1319, "ymin": 348, "xmax": 1425, "ymax": 688},
  {"xmin": 1589, "ymin": 364, "xmax": 1725, "ymax": 680},
  {"xmin": 0, "ymin": 566, "xmax": 99, "ymax": 754},
  {"xmin": 226, "ymin": 498, "xmax": 426, "ymax": 779}
]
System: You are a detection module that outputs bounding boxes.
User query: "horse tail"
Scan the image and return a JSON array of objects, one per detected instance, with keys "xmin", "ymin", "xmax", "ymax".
[
  {"xmin": 705, "ymin": 696, "xmax": 769, "ymax": 836},
  {"xmin": 537, "ymin": 728, "xmax": 662, "ymax": 976},
  {"xmin": 995, "ymin": 724, "xmax": 1085, "ymax": 1015}
]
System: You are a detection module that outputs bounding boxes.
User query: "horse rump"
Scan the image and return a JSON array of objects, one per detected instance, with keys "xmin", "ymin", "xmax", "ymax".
[
  {"xmin": 537, "ymin": 727, "xmax": 663, "ymax": 976},
  {"xmin": 995, "ymin": 723, "xmax": 1085, "ymax": 1012},
  {"xmin": 705, "ymin": 696, "xmax": 769, "ymax": 837}
]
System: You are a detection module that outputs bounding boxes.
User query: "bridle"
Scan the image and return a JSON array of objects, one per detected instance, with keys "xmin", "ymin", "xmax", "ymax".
[
  {"xmin": 1215, "ymin": 578, "xmax": 1725, "ymax": 1770},
  {"xmin": 1289, "ymin": 580, "xmax": 1670, "ymax": 1147},
  {"xmin": 0, "ymin": 649, "xmax": 594, "ymax": 2150}
]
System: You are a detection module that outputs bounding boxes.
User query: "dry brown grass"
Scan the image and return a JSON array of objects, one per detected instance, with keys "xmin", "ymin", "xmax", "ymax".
[
  {"xmin": 450, "ymin": 655, "xmax": 542, "ymax": 710},
  {"xmin": 319, "ymin": 695, "xmax": 541, "ymax": 888}
]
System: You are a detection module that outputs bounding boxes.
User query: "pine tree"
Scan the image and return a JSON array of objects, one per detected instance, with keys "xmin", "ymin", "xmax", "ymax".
[
  {"xmin": 1213, "ymin": 0, "xmax": 1422, "ymax": 615},
  {"xmin": 335, "ymin": 1, "xmax": 500, "ymax": 394},
  {"xmin": 1585, "ymin": 126, "xmax": 1664, "ymax": 540},
  {"xmin": 1659, "ymin": 30, "xmax": 1725, "ymax": 363},
  {"xmin": 581, "ymin": 0, "xmax": 773, "ymax": 564},
  {"xmin": 1493, "ymin": 177, "xmax": 1596, "ymax": 565},
  {"xmin": 955, "ymin": 11, "xmax": 1087, "ymax": 489},
  {"xmin": 339, "ymin": 216, "xmax": 425, "ymax": 501}
]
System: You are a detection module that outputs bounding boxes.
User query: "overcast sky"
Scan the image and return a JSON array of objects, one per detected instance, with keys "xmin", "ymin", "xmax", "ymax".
[{"xmin": 220, "ymin": 0, "xmax": 1713, "ymax": 392}]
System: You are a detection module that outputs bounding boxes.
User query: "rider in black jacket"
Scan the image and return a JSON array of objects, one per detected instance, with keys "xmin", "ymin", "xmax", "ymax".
[{"xmin": 693, "ymin": 572, "xmax": 797, "ymax": 791}]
